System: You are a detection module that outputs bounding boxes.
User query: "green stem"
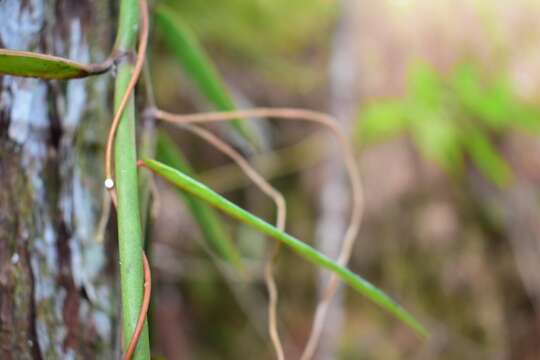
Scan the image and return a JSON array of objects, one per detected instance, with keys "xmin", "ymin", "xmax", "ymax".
[{"xmin": 114, "ymin": 0, "xmax": 150, "ymax": 358}]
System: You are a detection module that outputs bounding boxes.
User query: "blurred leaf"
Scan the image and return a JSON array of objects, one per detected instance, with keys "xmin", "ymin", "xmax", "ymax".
[
  {"xmin": 160, "ymin": 0, "xmax": 336, "ymax": 92},
  {"xmin": 409, "ymin": 108, "xmax": 464, "ymax": 175},
  {"xmin": 0, "ymin": 49, "xmax": 110, "ymax": 79},
  {"xmin": 478, "ymin": 81, "xmax": 515, "ymax": 128},
  {"xmin": 356, "ymin": 61, "xmax": 536, "ymax": 187},
  {"xmin": 510, "ymin": 104, "xmax": 540, "ymax": 133},
  {"xmin": 450, "ymin": 64, "xmax": 540, "ymax": 134},
  {"xmin": 464, "ymin": 128, "xmax": 512, "ymax": 187},
  {"xmin": 142, "ymin": 158, "xmax": 428, "ymax": 338},
  {"xmin": 407, "ymin": 62, "xmax": 445, "ymax": 109},
  {"xmin": 154, "ymin": 5, "xmax": 255, "ymax": 144},
  {"xmin": 156, "ymin": 132, "xmax": 243, "ymax": 271},
  {"xmin": 162, "ymin": 0, "xmax": 336, "ymax": 60},
  {"xmin": 451, "ymin": 64, "xmax": 512, "ymax": 130},
  {"xmin": 356, "ymin": 101, "xmax": 408, "ymax": 144}
]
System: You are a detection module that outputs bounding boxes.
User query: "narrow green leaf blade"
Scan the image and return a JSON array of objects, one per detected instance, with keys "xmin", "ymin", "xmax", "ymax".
[
  {"xmin": 156, "ymin": 132, "xmax": 243, "ymax": 270},
  {"xmin": 356, "ymin": 100, "xmax": 408, "ymax": 144},
  {"xmin": 464, "ymin": 128, "xmax": 512, "ymax": 187},
  {"xmin": 154, "ymin": 5, "xmax": 254, "ymax": 144},
  {"xmin": 143, "ymin": 158, "xmax": 428, "ymax": 338},
  {"xmin": 0, "ymin": 49, "xmax": 109, "ymax": 79}
]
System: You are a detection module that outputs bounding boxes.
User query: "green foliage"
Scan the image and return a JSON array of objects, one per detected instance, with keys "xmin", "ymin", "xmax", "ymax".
[
  {"xmin": 359, "ymin": 101, "xmax": 408, "ymax": 141},
  {"xmin": 142, "ymin": 158, "xmax": 428, "ymax": 338},
  {"xmin": 160, "ymin": 0, "xmax": 336, "ymax": 59},
  {"xmin": 0, "ymin": 49, "xmax": 110, "ymax": 79},
  {"xmin": 357, "ymin": 62, "xmax": 540, "ymax": 186},
  {"xmin": 159, "ymin": 0, "xmax": 336, "ymax": 90},
  {"xmin": 156, "ymin": 132, "xmax": 243, "ymax": 270},
  {"xmin": 154, "ymin": 4, "xmax": 255, "ymax": 144}
]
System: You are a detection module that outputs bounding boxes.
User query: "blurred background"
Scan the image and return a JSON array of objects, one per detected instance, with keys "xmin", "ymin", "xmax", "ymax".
[{"xmin": 148, "ymin": 0, "xmax": 540, "ymax": 358}]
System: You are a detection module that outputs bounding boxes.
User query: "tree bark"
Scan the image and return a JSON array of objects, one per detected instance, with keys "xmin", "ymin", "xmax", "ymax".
[{"xmin": 0, "ymin": 1, "xmax": 118, "ymax": 358}]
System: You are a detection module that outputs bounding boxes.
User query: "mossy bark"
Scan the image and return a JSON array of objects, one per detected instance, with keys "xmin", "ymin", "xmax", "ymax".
[{"xmin": 0, "ymin": 0, "xmax": 118, "ymax": 358}]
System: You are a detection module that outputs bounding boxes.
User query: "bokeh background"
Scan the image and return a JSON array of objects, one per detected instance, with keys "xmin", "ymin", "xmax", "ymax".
[{"xmin": 148, "ymin": 0, "xmax": 540, "ymax": 358}]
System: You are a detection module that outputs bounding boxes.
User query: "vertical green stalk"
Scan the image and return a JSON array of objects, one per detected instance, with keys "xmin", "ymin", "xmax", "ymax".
[{"xmin": 114, "ymin": 0, "xmax": 150, "ymax": 358}]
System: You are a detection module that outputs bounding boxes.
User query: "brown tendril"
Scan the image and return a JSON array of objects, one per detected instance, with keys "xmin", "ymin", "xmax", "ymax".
[
  {"xmin": 122, "ymin": 251, "xmax": 152, "ymax": 360},
  {"xmin": 178, "ymin": 123, "xmax": 287, "ymax": 359},
  {"xmin": 104, "ymin": 0, "xmax": 149, "ymax": 206},
  {"xmin": 146, "ymin": 107, "xmax": 364, "ymax": 359}
]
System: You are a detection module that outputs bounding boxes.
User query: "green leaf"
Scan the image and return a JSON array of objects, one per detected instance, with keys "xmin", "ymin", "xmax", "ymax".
[
  {"xmin": 163, "ymin": 0, "xmax": 336, "ymax": 61},
  {"xmin": 409, "ymin": 108, "xmax": 464, "ymax": 175},
  {"xmin": 451, "ymin": 64, "xmax": 512, "ymax": 130},
  {"xmin": 142, "ymin": 158, "xmax": 428, "ymax": 338},
  {"xmin": 356, "ymin": 101, "xmax": 408, "ymax": 144},
  {"xmin": 0, "ymin": 49, "xmax": 110, "ymax": 79},
  {"xmin": 156, "ymin": 132, "xmax": 243, "ymax": 270},
  {"xmin": 154, "ymin": 5, "xmax": 255, "ymax": 144},
  {"xmin": 510, "ymin": 104, "xmax": 540, "ymax": 133},
  {"xmin": 406, "ymin": 62, "xmax": 445, "ymax": 108},
  {"xmin": 464, "ymin": 128, "xmax": 512, "ymax": 187}
]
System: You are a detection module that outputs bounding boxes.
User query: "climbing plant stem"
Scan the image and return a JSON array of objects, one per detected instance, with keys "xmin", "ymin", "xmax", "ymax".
[{"xmin": 113, "ymin": 0, "xmax": 150, "ymax": 359}]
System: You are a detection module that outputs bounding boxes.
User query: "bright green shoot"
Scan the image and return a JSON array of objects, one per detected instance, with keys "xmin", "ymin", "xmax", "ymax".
[{"xmin": 140, "ymin": 158, "xmax": 428, "ymax": 338}]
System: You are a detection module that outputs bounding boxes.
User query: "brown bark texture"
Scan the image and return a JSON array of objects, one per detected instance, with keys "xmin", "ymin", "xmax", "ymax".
[{"xmin": 0, "ymin": 0, "xmax": 118, "ymax": 358}]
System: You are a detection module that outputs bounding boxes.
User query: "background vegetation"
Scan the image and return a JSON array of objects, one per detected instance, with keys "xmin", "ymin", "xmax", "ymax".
[{"xmin": 146, "ymin": 0, "xmax": 540, "ymax": 358}]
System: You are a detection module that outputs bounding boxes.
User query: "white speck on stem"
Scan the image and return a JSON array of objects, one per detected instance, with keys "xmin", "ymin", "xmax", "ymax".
[{"xmin": 104, "ymin": 178, "xmax": 114, "ymax": 189}]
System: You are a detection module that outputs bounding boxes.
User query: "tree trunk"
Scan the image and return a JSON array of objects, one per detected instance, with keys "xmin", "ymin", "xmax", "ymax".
[
  {"xmin": 314, "ymin": 0, "xmax": 362, "ymax": 358},
  {"xmin": 0, "ymin": 1, "xmax": 118, "ymax": 358}
]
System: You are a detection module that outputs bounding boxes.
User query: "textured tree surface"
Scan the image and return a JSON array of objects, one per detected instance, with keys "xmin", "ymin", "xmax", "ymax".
[{"xmin": 0, "ymin": 0, "xmax": 118, "ymax": 358}]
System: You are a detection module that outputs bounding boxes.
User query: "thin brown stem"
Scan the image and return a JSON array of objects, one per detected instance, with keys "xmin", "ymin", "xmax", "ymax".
[
  {"xmin": 264, "ymin": 242, "xmax": 284, "ymax": 360},
  {"xmin": 180, "ymin": 124, "xmax": 287, "ymax": 229},
  {"xmin": 104, "ymin": 0, "xmax": 149, "ymax": 205},
  {"xmin": 147, "ymin": 107, "xmax": 364, "ymax": 359},
  {"xmin": 147, "ymin": 108, "xmax": 362, "ymax": 264},
  {"xmin": 176, "ymin": 123, "xmax": 287, "ymax": 360},
  {"xmin": 197, "ymin": 131, "xmax": 326, "ymax": 194}
]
